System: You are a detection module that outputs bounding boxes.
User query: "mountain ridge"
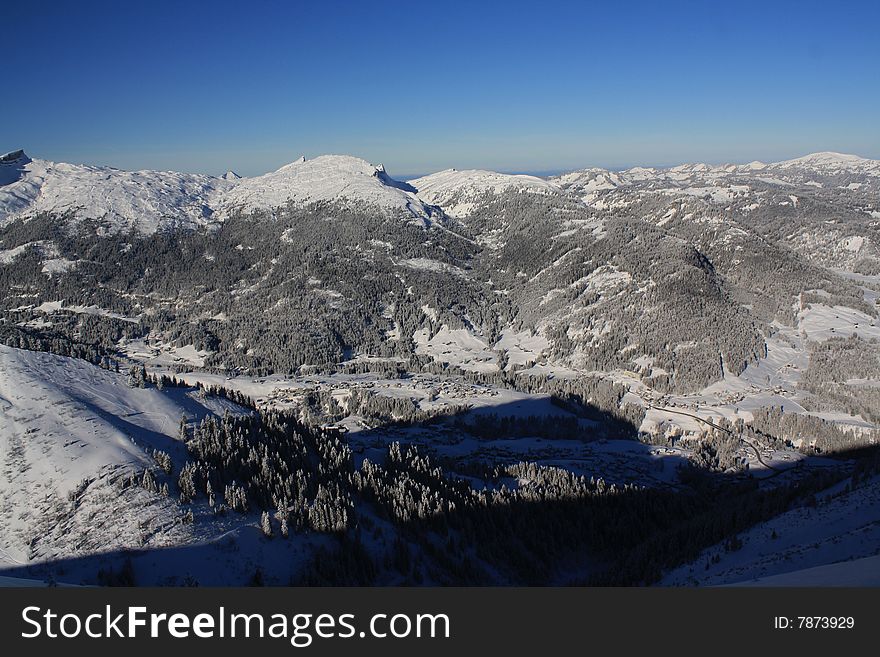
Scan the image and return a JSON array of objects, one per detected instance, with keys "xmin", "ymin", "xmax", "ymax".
[{"xmin": 0, "ymin": 152, "xmax": 434, "ymax": 233}]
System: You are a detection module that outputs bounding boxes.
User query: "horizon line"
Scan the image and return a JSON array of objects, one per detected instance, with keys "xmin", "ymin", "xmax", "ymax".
[{"xmin": 2, "ymin": 147, "xmax": 876, "ymax": 181}]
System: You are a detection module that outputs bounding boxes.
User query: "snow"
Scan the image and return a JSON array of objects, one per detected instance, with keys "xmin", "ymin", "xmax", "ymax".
[
  {"xmin": 553, "ymin": 168, "xmax": 626, "ymax": 206},
  {"xmin": 494, "ymin": 329, "xmax": 550, "ymax": 368},
  {"xmin": 41, "ymin": 258, "xmax": 77, "ymax": 275},
  {"xmin": 541, "ymin": 265, "xmax": 631, "ymax": 306},
  {"xmin": 396, "ymin": 257, "xmax": 468, "ymax": 277},
  {"xmin": 843, "ymin": 235, "xmax": 865, "ymax": 252},
  {"xmin": 0, "ymin": 152, "xmax": 433, "ymax": 234},
  {"xmin": 122, "ymin": 339, "xmax": 211, "ymax": 367},
  {"xmin": 4, "ymin": 149, "xmax": 879, "ymax": 236},
  {"xmin": 728, "ymin": 554, "xmax": 880, "ymax": 586},
  {"xmin": 0, "ymin": 151, "xmax": 229, "ymax": 233},
  {"xmin": 631, "ymin": 295, "xmax": 880, "ymax": 446},
  {"xmin": 774, "ymin": 151, "xmax": 880, "ymax": 175},
  {"xmin": 217, "ymin": 155, "xmax": 432, "ymax": 220},
  {"xmin": 661, "ymin": 475, "xmax": 880, "ymax": 586},
  {"xmin": 0, "ymin": 345, "xmax": 263, "ymax": 572},
  {"xmin": 0, "ymin": 347, "xmax": 182, "ymax": 562},
  {"xmin": 0, "ymin": 240, "xmax": 58, "ymax": 264},
  {"xmin": 34, "ymin": 300, "xmax": 138, "ymax": 323},
  {"xmin": 798, "ymin": 304, "xmax": 880, "ymax": 342},
  {"xmin": 411, "ymin": 168, "xmax": 561, "ymax": 217},
  {"xmin": 548, "ymin": 151, "xmax": 879, "ymax": 215},
  {"xmin": 413, "ymin": 325, "xmax": 499, "ymax": 373}
]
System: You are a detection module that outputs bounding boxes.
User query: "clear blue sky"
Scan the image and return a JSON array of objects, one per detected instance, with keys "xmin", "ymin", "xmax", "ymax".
[{"xmin": 2, "ymin": 0, "xmax": 878, "ymax": 176}]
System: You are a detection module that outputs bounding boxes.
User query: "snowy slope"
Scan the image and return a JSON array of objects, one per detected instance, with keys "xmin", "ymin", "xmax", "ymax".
[
  {"xmin": 553, "ymin": 168, "xmax": 628, "ymax": 206},
  {"xmin": 411, "ymin": 168, "xmax": 561, "ymax": 217},
  {"xmin": 660, "ymin": 475, "xmax": 880, "ymax": 586},
  {"xmin": 0, "ymin": 345, "xmax": 246, "ymax": 566},
  {"xmin": 728, "ymin": 554, "xmax": 880, "ymax": 586},
  {"xmin": 0, "ymin": 150, "xmax": 231, "ymax": 233},
  {"xmin": 215, "ymin": 155, "xmax": 433, "ymax": 220}
]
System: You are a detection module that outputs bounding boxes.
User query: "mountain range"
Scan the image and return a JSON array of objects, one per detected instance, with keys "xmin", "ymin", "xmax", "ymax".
[
  {"xmin": 2, "ymin": 146, "xmax": 880, "ymax": 585},
  {"xmin": 1, "ymin": 148, "xmax": 878, "ymax": 390}
]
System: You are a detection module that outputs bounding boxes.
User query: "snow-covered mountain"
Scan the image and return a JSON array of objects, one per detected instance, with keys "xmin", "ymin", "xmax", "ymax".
[
  {"xmin": 772, "ymin": 151, "xmax": 880, "ymax": 175},
  {"xmin": 3, "ymin": 148, "xmax": 877, "ymax": 234},
  {"xmin": 0, "ymin": 150, "xmax": 230, "ymax": 234},
  {"xmin": 216, "ymin": 155, "xmax": 433, "ymax": 222},
  {"xmin": 551, "ymin": 151, "xmax": 880, "ymax": 192},
  {"xmin": 552, "ymin": 168, "xmax": 628, "ymax": 205},
  {"xmin": 410, "ymin": 168, "xmax": 561, "ymax": 218},
  {"xmin": 0, "ymin": 151, "xmax": 434, "ymax": 233}
]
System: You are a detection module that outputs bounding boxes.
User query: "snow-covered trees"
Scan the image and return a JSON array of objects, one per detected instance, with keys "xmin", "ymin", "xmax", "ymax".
[
  {"xmin": 141, "ymin": 468, "xmax": 158, "ymax": 494},
  {"xmin": 260, "ymin": 511, "xmax": 273, "ymax": 538},
  {"xmin": 152, "ymin": 449, "xmax": 172, "ymax": 475}
]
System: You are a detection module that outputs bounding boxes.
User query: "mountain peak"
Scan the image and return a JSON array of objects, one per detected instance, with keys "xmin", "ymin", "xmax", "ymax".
[
  {"xmin": 1, "ymin": 149, "xmax": 30, "ymax": 164},
  {"xmin": 217, "ymin": 154, "xmax": 430, "ymax": 219},
  {"xmin": 411, "ymin": 168, "xmax": 562, "ymax": 217},
  {"xmin": 775, "ymin": 151, "xmax": 871, "ymax": 168},
  {"xmin": 0, "ymin": 149, "xmax": 33, "ymax": 186},
  {"xmin": 221, "ymin": 170, "xmax": 242, "ymax": 181},
  {"xmin": 802, "ymin": 151, "xmax": 862, "ymax": 161}
]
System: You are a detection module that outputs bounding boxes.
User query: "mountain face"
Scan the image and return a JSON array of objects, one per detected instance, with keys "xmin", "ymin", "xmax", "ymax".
[{"xmin": 1, "ymin": 149, "xmax": 877, "ymax": 393}]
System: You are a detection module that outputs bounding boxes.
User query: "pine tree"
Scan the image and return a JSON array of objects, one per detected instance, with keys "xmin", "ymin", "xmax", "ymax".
[
  {"xmin": 141, "ymin": 469, "xmax": 158, "ymax": 493},
  {"xmin": 260, "ymin": 511, "xmax": 273, "ymax": 538}
]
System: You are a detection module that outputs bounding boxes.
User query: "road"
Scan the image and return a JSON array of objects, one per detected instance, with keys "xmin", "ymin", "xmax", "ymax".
[{"xmin": 640, "ymin": 399, "xmax": 782, "ymax": 473}]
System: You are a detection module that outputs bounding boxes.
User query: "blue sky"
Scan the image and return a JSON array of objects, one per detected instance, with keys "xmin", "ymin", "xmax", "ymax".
[{"xmin": 2, "ymin": 0, "xmax": 878, "ymax": 176}]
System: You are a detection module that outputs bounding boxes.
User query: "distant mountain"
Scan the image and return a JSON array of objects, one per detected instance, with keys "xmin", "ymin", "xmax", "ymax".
[
  {"xmin": 0, "ymin": 149, "xmax": 229, "ymax": 233},
  {"xmin": 215, "ymin": 154, "xmax": 435, "ymax": 222},
  {"xmin": 410, "ymin": 168, "xmax": 561, "ymax": 218},
  {"xmin": 773, "ymin": 151, "xmax": 880, "ymax": 174},
  {"xmin": 0, "ymin": 151, "xmax": 436, "ymax": 234}
]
